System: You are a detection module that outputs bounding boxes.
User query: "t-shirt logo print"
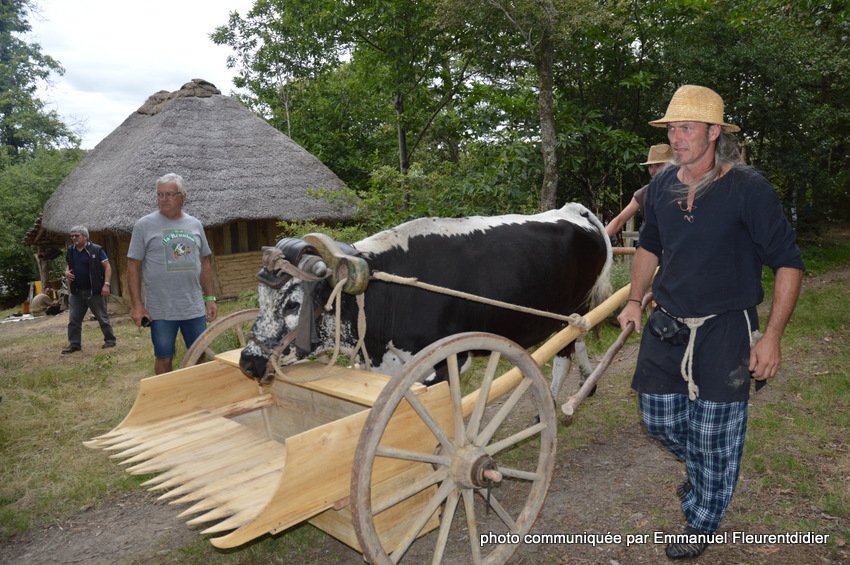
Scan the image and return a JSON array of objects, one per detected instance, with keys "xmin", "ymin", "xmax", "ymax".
[
  {"xmin": 161, "ymin": 229, "xmax": 199, "ymax": 272},
  {"xmin": 172, "ymin": 242, "xmax": 192, "ymax": 259}
]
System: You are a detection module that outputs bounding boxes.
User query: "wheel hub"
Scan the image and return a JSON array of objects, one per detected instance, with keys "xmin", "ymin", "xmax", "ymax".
[{"xmin": 451, "ymin": 447, "xmax": 502, "ymax": 489}]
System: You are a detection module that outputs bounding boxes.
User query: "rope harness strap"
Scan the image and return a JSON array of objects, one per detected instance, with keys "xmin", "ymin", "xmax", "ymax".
[{"xmin": 370, "ymin": 270, "xmax": 592, "ymax": 331}]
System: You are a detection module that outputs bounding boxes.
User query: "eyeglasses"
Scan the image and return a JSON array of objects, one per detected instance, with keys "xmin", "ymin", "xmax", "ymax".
[
  {"xmin": 69, "ymin": 234, "xmax": 82, "ymax": 238},
  {"xmin": 157, "ymin": 191, "xmax": 181, "ymax": 199}
]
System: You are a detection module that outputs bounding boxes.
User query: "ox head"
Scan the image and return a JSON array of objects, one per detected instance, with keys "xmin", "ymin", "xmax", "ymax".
[{"xmin": 239, "ymin": 239, "xmax": 329, "ymax": 383}]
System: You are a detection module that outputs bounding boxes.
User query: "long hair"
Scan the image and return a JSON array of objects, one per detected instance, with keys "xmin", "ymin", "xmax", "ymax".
[{"xmin": 674, "ymin": 131, "xmax": 747, "ymax": 198}]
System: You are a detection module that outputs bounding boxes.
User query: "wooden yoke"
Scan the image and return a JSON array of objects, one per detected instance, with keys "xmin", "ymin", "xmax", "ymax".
[{"xmin": 303, "ymin": 233, "xmax": 370, "ymax": 294}]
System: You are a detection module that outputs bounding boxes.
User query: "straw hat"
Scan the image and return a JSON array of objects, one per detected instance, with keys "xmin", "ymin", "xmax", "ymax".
[
  {"xmin": 640, "ymin": 143, "xmax": 673, "ymax": 165},
  {"xmin": 649, "ymin": 85, "xmax": 740, "ymax": 133}
]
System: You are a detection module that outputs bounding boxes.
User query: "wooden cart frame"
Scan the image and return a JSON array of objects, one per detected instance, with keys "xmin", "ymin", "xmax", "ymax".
[{"xmin": 85, "ymin": 280, "xmax": 636, "ymax": 564}]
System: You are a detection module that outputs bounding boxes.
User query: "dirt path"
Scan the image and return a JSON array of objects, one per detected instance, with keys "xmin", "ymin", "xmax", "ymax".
[{"xmin": 2, "ymin": 268, "xmax": 848, "ymax": 564}]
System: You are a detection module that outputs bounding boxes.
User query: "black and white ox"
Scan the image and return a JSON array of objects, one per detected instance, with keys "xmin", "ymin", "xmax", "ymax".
[{"xmin": 240, "ymin": 203, "xmax": 612, "ymax": 393}]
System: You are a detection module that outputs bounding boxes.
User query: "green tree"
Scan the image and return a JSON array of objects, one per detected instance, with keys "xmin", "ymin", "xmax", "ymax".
[
  {"xmin": 0, "ymin": 0, "xmax": 78, "ymax": 162},
  {"xmin": 0, "ymin": 0, "xmax": 81, "ymax": 304},
  {"xmin": 639, "ymin": 0, "xmax": 850, "ymax": 223},
  {"xmin": 213, "ymin": 1, "xmax": 850, "ymax": 229},
  {"xmin": 213, "ymin": 0, "xmax": 473, "ymax": 176},
  {"xmin": 0, "ymin": 148, "xmax": 83, "ymax": 304}
]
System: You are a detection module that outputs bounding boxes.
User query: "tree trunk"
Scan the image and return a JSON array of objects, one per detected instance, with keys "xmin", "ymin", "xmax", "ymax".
[
  {"xmin": 395, "ymin": 92, "xmax": 410, "ymax": 175},
  {"xmin": 536, "ymin": 29, "xmax": 558, "ymax": 211}
]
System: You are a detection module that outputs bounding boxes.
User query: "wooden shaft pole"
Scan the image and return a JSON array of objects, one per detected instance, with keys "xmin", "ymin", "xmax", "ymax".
[{"xmin": 461, "ymin": 283, "xmax": 632, "ymax": 415}]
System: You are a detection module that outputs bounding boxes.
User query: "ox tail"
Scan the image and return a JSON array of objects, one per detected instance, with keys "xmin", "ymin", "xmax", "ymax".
[{"xmin": 587, "ymin": 209, "xmax": 613, "ymax": 308}]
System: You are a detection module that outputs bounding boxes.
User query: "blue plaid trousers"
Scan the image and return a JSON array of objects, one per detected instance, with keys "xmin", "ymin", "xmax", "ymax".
[{"xmin": 639, "ymin": 393, "xmax": 748, "ymax": 533}]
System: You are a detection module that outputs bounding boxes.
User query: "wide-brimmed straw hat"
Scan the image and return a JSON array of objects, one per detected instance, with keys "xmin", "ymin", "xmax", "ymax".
[
  {"xmin": 640, "ymin": 143, "xmax": 673, "ymax": 165},
  {"xmin": 649, "ymin": 85, "xmax": 740, "ymax": 133}
]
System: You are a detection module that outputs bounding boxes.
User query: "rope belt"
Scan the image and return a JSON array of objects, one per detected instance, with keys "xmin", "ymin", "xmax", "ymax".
[
  {"xmin": 678, "ymin": 315, "xmax": 716, "ymax": 400},
  {"xmin": 676, "ymin": 309, "xmax": 762, "ymax": 401}
]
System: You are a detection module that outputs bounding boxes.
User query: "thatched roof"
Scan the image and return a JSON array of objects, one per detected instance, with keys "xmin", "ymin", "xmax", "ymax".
[{"xmin": 38, "ymin": 79, "xmax": 355, "ymax": 236}]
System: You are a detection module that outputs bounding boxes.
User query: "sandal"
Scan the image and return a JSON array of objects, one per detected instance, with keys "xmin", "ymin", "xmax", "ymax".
[{"xmin": 665, "ymin": 526, "xmax": 709, "ymax": 560}]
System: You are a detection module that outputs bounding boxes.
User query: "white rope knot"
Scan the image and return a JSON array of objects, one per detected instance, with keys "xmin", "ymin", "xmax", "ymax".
[
  {"xmin": 565, "ymin": 313, "xmax": 591, "ymax": 333},
  {"xmin": 679, "ymin": 314, "xmax": 716, "ymax": 400}
]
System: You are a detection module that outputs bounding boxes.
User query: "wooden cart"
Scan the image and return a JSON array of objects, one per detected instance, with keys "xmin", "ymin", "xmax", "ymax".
[{"xmin": 85, "ymin": 282, "xmax": 634, "ymax": 564}]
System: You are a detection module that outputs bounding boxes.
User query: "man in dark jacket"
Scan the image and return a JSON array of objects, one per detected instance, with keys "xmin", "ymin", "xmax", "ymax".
[
  {"xmin": 617, "ymin": 85, "xmax": 804, "ymax": 560},
  {"xmin": 62, "ymin": 225, "xmax": 116, "ymax": 353}
]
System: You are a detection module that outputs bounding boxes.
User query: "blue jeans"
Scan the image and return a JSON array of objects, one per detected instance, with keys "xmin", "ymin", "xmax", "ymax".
[
  {"xmin": 67, "ymin": 290, "xmax": 116, "ymax": 347},
  {"xmin": 639, "ymin": 393, "xmax": 748, "ymax": 533},
  {"xmin": 150, "ymin": 316, "xmax": 207, "ymax": 359}
]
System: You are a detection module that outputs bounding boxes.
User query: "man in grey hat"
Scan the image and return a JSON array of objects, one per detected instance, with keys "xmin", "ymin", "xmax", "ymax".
[
  {"xmin": 606, "ymin": 143, "xmax": 673, "ymax": 238},
  {"xmin": 617, "ymin": 85, "xmax": 804, "ymax": 559},
  {"xmin": 62, "ymin": 225, "xmax": 116, "ymax": 353}
]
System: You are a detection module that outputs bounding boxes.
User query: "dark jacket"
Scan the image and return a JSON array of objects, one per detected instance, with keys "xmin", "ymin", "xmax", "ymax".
[{"xmin": 66, "ymin": 242, "xmax": 107, "ymax": 295}]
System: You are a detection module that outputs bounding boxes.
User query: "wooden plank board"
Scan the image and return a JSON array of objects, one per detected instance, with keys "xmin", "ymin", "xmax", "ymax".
[
  {"xmin": 279, "ymin": 363, "xmax": 425, "ymax": 407},
  {"xmin": 106, "ymin": 361, "xmax": 264, "ymax": 429},
  {"xmin": 309, "ymin": 459, "xmax": 441, "ymax": 553},
  {"xmin": 215, "ymin": 348, "xmax": 242, "ymax": 367}
]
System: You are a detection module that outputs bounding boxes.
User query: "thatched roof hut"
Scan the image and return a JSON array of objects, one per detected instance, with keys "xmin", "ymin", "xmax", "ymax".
[{"xmin": 28, "ymin": 79, "xmax": 357, "ymax": 300}]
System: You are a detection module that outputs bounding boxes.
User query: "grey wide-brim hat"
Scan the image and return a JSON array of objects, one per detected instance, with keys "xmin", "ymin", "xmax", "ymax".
[{"xmin": 649, "ymin": 85, "xmax": 740, "ymax": 133}]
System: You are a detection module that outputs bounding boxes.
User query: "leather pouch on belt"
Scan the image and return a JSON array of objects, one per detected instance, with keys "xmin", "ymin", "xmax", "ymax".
[{"xmin": 647, "ymin": 308, "xmax": 690, "ymax": 345}]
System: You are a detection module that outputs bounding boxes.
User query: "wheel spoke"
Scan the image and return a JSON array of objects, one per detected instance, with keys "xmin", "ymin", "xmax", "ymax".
[
  {"xmin": 447, "ymin": 354, "xmax": 465, "ymax": 446},
  {"xmin": 431, "ymin": 489, "xmax": 460, "ymax": 565},
  {"xmin": 485, "ymin": 422, "xmax": 546, "ymax": 456},
  {"xmin": 403, "ymin": 389, "xmax": 454, "ymax": 454},
  {"xmin": 462, "ymin": 488, "xmax": 482, "ymax": 565},
  {"xmin": 477, "ymin": 489, "xmax": 516, "ymax": 531},
  {"xmin": 373, "ymin": 467, "xmax": 448, "ymax": 515},
  {"xmin": 388, "ymin": 478, "xmax": 455, "ymax": 563},
  {"xmin": 375, "ymin": 445, "xmax": 451, "ymax": 466},
  {"xmin": 496, "ymin": 465, "xmax": 540, "ymax": 482},
  {"xmin": 466, "ymin": 351, "xmax": 500, "ymax": 443},
  {"xmin": 475, "ymin": 377, "xmax": 533, "ymax": 446},
  {"xmin": 235, "ymin": 326, "xmax": 246, "ymax": 347}
]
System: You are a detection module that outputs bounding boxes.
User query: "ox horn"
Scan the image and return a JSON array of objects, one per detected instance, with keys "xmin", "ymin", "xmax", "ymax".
[
  {"xmin": 261, "ymin": 246, "xmax": 327, "ymax": 282},
  {"xmin": 302, "ymin": 233, "xmax": 370, "ymax": 294}
]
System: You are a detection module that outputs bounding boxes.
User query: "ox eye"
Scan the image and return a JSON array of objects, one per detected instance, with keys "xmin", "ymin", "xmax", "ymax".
[{"xmin": 283, "ymin": 299, "xmax": 300, "ymax": 316}]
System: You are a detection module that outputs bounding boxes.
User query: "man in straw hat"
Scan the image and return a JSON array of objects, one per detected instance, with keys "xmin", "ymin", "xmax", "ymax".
[
  {"xmin": 605, "ymin": 143, "xmax": 673, "ymax": 238},
  {"xmin": 617, "ymin": 85, "xmax": 804, "ymax": 559}
]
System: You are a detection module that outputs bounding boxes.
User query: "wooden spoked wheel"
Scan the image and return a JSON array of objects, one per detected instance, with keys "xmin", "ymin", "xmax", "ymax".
[
  {"xmin": 351, "ymin": 332, "xmax": 556, "ymax": 565},
  {"xmin": 178, "ymin": 308, "xmax": 259, "ymax": 368}
]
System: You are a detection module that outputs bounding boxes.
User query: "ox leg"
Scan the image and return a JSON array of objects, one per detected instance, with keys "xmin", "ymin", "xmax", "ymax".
[
  {"xmin": 574, "ymin": 337, "xmax": 597, "ymax": 396},
  {"xmin": 550, "ymin": 354, "xmax": 573, "ymax": 400},
  {"xmin": 423, "ymin": 352, "xmax": 472, "ymax": 386}
]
